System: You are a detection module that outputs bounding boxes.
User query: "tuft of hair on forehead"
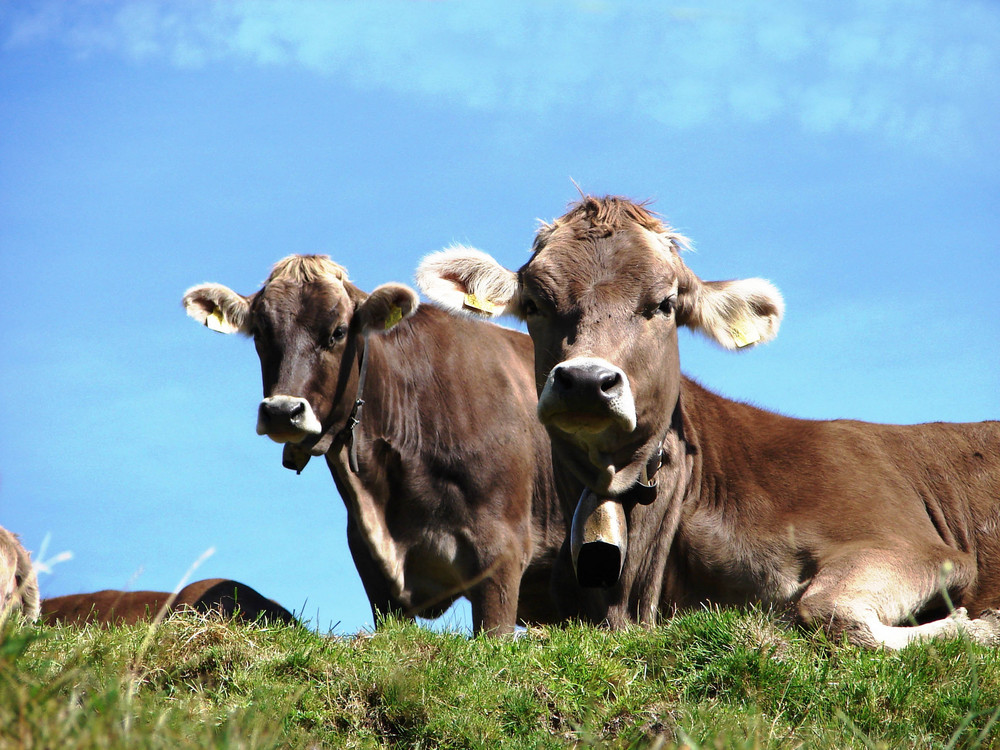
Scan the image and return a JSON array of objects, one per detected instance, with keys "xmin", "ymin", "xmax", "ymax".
[
  {"xmin": 535, "ymin": 195, "xmax": 692, "ymax": 256},
  {"xmin": 265, "ymin": 254, "xmax": 349, "ymax": 286}
]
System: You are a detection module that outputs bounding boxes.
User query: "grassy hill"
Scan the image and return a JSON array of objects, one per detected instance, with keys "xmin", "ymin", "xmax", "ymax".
[{"xmin": 2, "ymin": 607, "xmax": 998, "ymax": 748}]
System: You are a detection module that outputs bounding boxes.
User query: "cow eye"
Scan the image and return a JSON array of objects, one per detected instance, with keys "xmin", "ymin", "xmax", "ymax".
[
  {"xmin": 329, "ymin": 325, "xmax": 347, "ymax": 345},
  {"xmin": 657, "ymin": 296, "xmax": 676, "ymax": 317},
  {"xmin": 522, "ymin": 298, "xmax": 540, "ymax": 317}
]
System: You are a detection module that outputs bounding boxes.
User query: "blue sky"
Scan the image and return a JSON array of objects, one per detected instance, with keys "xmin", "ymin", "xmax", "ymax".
[{"xmin": 2, "ymin": 0, "xmax": 997, "ymax": 634}]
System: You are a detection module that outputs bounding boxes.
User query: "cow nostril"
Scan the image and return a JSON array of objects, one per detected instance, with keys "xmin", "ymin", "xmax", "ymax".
[
  {"xmin": 288, "ymin": 401, "xmax": 305, "ymax": 417},
  {"xmin": 599, "ymin": 370, "xmax": 621, "ymax": 393},
  {"xmin": 553, "ymin": 367, "xmax": 574, "ymax": 390}
]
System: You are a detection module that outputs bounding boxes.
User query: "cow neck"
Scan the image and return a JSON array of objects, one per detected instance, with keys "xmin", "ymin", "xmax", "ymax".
[
  {"xmin": 329, "ymin": 320, "xmax": 427, "ymax": 476},
  {"xmin": 630, "ymin": 443, "xmax": 663, "ymax": 505},
  {"xmin": 617, "ymin": 394, "xmax": 690, "ymax": 507},
  {"xmin": 338, "ymin": 333, "xmax": 371, "ymax": 474}
]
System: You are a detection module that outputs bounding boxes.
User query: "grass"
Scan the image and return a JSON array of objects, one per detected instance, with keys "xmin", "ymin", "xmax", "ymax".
[{"xmin": 2, "ymin": 606, "xmax": 999, "ymax": 749}]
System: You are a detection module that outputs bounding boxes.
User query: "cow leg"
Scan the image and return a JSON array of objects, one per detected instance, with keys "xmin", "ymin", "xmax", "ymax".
[
  {"xmin": 346, "ymin": 516, "xmax": 409, "ymax": 627},
  {"xmin": 861, "ymin": 606, "xmax": 1000, "ymax": 649},
  {"xmin": 468, "ymin": 554, "xmax": 521, "ymax": 636},
  {"xmin": 550, "ymin": 538, "xmax": 589, "ymax": 621},
  {"xmin": 516, "ymin": 550, "xmax": 564, "ymax": 625},
  {"xmin": 796, "ymin": 545, "xmax": 1000, "ymax": 649},
  {"xmin": 546, "ymin": 538, "xmax": 638, "ymax": 628}
]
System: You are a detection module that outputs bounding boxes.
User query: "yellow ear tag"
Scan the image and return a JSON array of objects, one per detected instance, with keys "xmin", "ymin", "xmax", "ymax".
[
  {"xmin": 463, "ymin": 292, "xmax": 498, "ymax": 314},
  {"xmin": 206, "ymin": 306, "xmax": 228, "ymax": 332},
  {"xmin": 730, "ymin": 321, "xmax": 761, "ymax": 349},
  {"xmin": 384, "ymin": 304, "xmax": 403, "ymax": 330}
]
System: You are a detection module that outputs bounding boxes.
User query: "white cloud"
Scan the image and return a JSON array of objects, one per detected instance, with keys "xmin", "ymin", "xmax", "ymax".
[{"xmin": 3, "ymin": 0, "xmax": 998, "ymax": 155}]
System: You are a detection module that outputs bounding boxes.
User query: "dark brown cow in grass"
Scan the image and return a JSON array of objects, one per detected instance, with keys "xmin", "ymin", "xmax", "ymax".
[
  {"xmin": 40, "ymin": 578, "xmax": 297, "ymax": 627},
  {"xmin": 418, "ymin": 195, "xmax": 1000, "ymax": 648},
  {"xmin": 183, "ymin": 256, "xmax": 566, "ymax": 635},
  {"xmin": 0, "ymin": 525, "xmax": 40, "ymax": 622}
]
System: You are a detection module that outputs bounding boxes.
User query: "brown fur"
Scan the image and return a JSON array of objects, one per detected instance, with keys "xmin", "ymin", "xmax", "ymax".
[
  {"xmin": 535, "ymin": 198, "xmax": 1000, "ymax": 647},
  {"xmin": 184, "ymin": 258, "xmax": 569, "ymax": 635},
  {"xmin": 40, "ymin": 578, "xmax": 297, "ymax": 627},
  {"xmin": 417, "ymin": 195, "xmax": 1000, "ymax": 648}
]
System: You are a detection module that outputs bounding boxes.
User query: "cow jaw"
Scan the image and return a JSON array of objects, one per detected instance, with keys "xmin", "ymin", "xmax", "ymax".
[{"xmin": 256, "ymin": 395, "xmax": 323, "ymax": 443}]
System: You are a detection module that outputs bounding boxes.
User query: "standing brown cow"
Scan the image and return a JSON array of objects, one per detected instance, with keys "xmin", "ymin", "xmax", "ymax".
[
  {"xmin": 418, "ymin": 195, "xmax": 1000, "ymax": 648},
  {"xmin": 0, "ymin": 525, "xmax": 39, "ymax": 623},
  {"xmin": 184, "ymin": 256, "xmax": 567, "ymax": 635}
]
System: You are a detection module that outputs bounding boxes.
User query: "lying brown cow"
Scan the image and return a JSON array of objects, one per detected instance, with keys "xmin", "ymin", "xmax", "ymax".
[
  {"xmin": 0, "ymin": 525, "xmax": 40, "ymax": 622},
  {"xmin": 184, "ymin": 256, "xmax": 566, "ymax": 635},
  {"xmin": 418, "ymin": 194, "xmax": 1000, "ymax": 649},
  {"xmin": 40, "ymin": 578, "xmax": 297, "ymax": 626}
]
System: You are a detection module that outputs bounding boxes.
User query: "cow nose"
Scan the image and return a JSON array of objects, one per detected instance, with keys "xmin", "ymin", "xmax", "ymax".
[
  {"xmin": 552, "ymin": 361, "xmax": 625, "ymax": 402},
  {"xmin": 538, "ymin": 356, "xmax": 638, "ymax": 434},
  {"xmin": 256, "ymin": 395, "xmax": 323, "ymax": 441}
]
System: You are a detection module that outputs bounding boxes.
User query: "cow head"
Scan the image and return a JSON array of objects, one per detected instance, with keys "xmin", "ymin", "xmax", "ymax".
[
  {"xmin": 0, "ymin": 544, "xmax": 17, "ymax": 617},
  {"xmin": 418, "ymin": 196, "xmax": 783, "ymax": 585},
  {"xmin": 184, "ymin": 255, "xmax": 418, "ymax": 467},
  {"xmin": 0, "ymin": 528, "xmax": 39, "ymax": 623}
]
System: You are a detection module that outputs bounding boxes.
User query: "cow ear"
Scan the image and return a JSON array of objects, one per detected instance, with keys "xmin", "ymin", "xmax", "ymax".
[
  {"xmin": 356, "ymin": 283, "xmax": 419, "ymax": 336},
  {"xmin": 183, "ymin": 284, "xmax": 252, "ymax": 336},
  {"xmin": 679, "ymin": 276, "xmax": 784, "ymax": 350},
  {"xmin": 416, "ymin": 246, "xmax": 521, "ymax": 319}
]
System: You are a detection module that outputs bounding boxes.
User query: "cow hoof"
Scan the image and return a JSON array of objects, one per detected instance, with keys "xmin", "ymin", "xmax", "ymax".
[
  {"xmin": 975, "ymin": 608, "xmax": 1000, "ymax": 645},
  {"xmin": 950, "ymin": 607, "xmax": 1000, "ymax": 646},
  {"xmin": 948, "ymin": 607, "xmax": 970, "ymax": 623},
  {"xmin": 979, "ymin": 608, "xmax": 1000, "ymax": 623}
]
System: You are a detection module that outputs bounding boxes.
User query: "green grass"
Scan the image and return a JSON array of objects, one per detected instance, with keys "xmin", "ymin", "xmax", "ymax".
[{"xmin": 2, "ymin": 607, "xmax": 999, "ymax": 749}]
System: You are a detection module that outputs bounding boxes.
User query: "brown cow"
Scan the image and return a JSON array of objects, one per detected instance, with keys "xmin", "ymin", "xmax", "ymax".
[
  {"xmin": 40, "ymin": 578, "xmax": 298, "ymax": 626},
  {"xmin": 183, "ymin": 256, "xmax": 566, "ymax": 635},
  {"xmin": 0, "ymin": 525, "xmax": 40, "ymax": 622},
  {"xmin": 417, "ymin": 195, "xmax": 1000, "ymax": 649}
]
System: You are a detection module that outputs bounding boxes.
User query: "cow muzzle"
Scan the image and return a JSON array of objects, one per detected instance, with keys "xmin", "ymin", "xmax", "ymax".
[
  {"xmin": 570, "ymin": 489, "xmax": 627, "ymax": 588},
  {"xmin": 538, "ymin": 357, "xmax": 637, "ymax": 436},
  {"xmin": 256, "ymin": 396, "xmax": 323, "ymax": 443}
]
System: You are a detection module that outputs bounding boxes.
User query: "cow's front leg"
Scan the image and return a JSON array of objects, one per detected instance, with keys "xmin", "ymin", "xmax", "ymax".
[
  {"xmin": 346, "ymin": 516, "xmax": 409, "ymax": 628},
  {"xmin": 548, "ymin": 537, "xmax": 645, "ymax": 629},
  {"xmin": 468, "ymin": 554, "xmax": 521, "ymax": 636},
  {"xmin": 796, "ymin": 545, "xmax": 1000, "ymax": 649}
]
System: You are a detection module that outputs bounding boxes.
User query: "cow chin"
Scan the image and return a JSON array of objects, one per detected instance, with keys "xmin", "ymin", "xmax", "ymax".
[
  {"xmin": 544, "ymin": 411, "xmax": 622, "ymax": 436},
  {"xmin": 548, "ymin": 434, "xmax": 647, "ymax": 499},
  {"xmin": 261, "ymin": 430, "xmax": 311, "ymax": 445}
]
